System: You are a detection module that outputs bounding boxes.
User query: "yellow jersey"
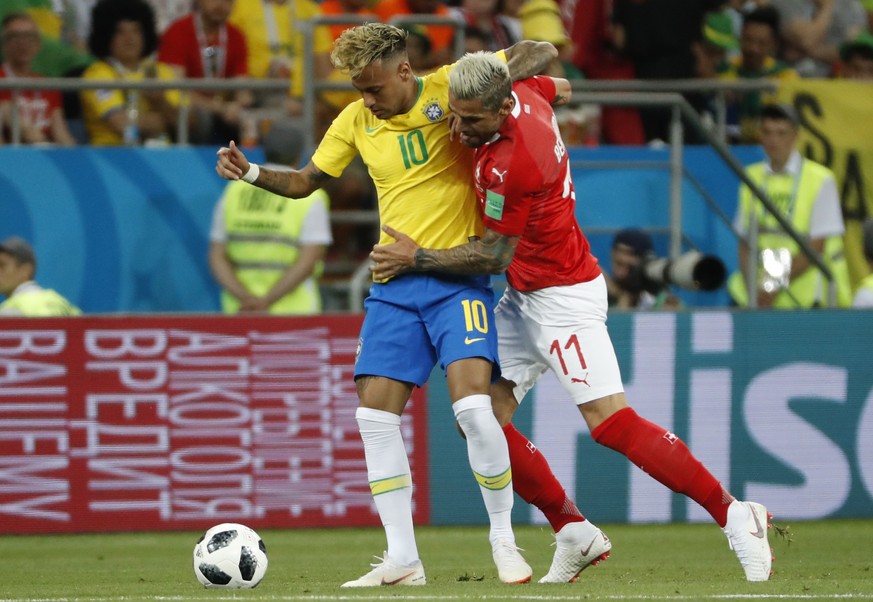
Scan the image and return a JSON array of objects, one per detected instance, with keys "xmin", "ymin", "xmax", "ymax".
[
  {"xmin": 80, "ymin": 59, "xmax": 181, "ymax": 146},
  {"xmin": 229, "ymin": 0, "xmax": 332, "ymax": 97},
  {"xmin": 312, "ymin": 62, "xmax": 492, "ymax": 252}
]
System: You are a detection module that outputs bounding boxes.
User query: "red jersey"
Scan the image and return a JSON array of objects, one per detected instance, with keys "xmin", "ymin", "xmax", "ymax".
[
  {"xmin": 475, "ymin": 76, "xmax": 600, "ymax": 292},
  {"xmin": 158, "ymin": 14, "xmax": 248, "ymax": 79},
  {"xmin": 0, "ymin": 67, "xmax": 62, "ymax": 141}
]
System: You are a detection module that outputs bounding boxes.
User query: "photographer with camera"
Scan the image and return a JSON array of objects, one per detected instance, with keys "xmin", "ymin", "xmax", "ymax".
[{"xmin": 605, "ymin": 228, "xmax": 682, "ymax": 309}]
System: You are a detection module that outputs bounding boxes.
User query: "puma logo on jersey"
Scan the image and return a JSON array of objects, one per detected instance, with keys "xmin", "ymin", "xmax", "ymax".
[{"xmin": 491, "ymin": 168, "xmax": 508, "ymax": 183}]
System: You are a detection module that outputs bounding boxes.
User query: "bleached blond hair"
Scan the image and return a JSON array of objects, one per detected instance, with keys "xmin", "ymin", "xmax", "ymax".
[
  {"xmin": 330, "ymin": 23, "xmax": 408, "ymax": 79},
  {"xmin": 448, "ymin": 51, "xmax": 511, "ymax": 111}
]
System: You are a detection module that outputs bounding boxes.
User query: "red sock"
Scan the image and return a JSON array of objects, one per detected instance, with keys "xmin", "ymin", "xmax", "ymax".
[
  {"xmin": 503, "ymin": 423, "xmax": 584, "ymax": 533},
  {"xmin": 590, "ymin": 407, "xmax": 734, "ymax": 527}
]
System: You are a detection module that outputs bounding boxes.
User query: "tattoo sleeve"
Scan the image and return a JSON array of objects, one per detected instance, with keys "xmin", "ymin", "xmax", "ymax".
[
  {"xmin": 505, "ymin": 40, "xmax": 558, "ymax": 82},
  {"xmin": 255, "ymin": 164, "xmax": 331, "ymax": 198},
  {"xmin": 414, "ymin": 229, "xmax": 519, "ymax": 275}
]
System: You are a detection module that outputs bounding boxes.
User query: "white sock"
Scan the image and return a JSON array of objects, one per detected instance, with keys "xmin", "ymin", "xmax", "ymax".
[
  {"xmin": 355, "ymin": 407, "xmax": 419, "ymax": 566},
  {"xmin": 453, "ymin": 394, "xmax": 515, "ymax": 545}
]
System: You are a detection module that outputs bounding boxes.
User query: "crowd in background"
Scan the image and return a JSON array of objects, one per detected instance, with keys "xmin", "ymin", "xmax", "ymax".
[
  {"xmin": 1, "ymin": 0, "xmax": 872, "ymax": 148},
  {"xmin": 1, "ymin": 0, "xmax": 872, "ymax": 315}
]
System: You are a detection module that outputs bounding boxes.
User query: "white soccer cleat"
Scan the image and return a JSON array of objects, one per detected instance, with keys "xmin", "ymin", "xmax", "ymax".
[
  {"xmin": 538, "ymin": 520, "xmax": 612, "ymax": 583},
  {"xmin": 723, "ymin": 500, "xmax": 773, "ymax": 582},
  {"xmin": 491, "ymin": 537, "xmax": 533, "ymax": 584},
  {"xmin": 340, "ymin": 553, "xmax": 426, "ymax": 587}
]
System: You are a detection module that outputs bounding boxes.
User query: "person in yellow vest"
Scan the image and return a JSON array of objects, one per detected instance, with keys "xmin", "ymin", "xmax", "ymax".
[
  {"xmin": 0, "ymin": 236, "xmax": 81, "ymax": 316},
  {"xmin": 209, "ymin": 120, "xmax": 332, "ymax": 314},
  {"xmin": 728, "ymin": 103, "xmax": 852, "ymax": 308},
  {"xmin": 853, "ymin": 218, "xmax": 873, "ymax": 307}
]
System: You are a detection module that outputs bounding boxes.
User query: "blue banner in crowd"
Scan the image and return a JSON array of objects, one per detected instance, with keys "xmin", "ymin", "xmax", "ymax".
[
  {"xmin": 2, "ymin": 146, "xmax": 760, "ymax": 313},
  {"xmin": 1, "ymin": 147, "xmax": 260, "ymax": 313}
]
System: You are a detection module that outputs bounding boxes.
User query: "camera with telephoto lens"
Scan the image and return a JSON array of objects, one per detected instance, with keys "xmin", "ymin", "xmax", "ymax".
[{"xmin": 623, "ymin": 251, "xmax": 727, "ymax": 295}]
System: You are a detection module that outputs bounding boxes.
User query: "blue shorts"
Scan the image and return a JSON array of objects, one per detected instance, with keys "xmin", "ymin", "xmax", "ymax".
[{"xmin": 354, "ymin": 272, "xmax": 500, "ymax": 386}]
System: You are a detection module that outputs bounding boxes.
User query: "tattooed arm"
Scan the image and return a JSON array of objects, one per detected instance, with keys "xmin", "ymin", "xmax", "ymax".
[
  {"xmin": 503, "ymin": 40, "xmax": 558, "ymax": 82},
  {"xmin": 370, "ymin": 225, "xmax": 520, "ymax": 281},
  {"xmin": 551, "ymin": 77, "xmax": 572, "ymax": 107},
  {"xmin": 216, "ymin": 140, "xmax": 333, "ymax": 198}
]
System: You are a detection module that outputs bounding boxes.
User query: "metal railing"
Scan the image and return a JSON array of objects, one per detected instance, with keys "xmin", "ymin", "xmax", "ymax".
[
  {"xmin": 567, "ymin": 87, "xmax": 834, "ymax": 308},
  {"xmin": 0, "ymin": 35, "xmax": 833, "ymax": 309}
]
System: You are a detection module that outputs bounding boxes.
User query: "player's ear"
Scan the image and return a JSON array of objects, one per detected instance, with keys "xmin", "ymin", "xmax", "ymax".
[
  {"xmin": 499, "ymin": 95, "xmax": 513, "ymax": 116},
  {"xmin": 397, "ymin": 59, "xmax": 412, "ymax": 81}
]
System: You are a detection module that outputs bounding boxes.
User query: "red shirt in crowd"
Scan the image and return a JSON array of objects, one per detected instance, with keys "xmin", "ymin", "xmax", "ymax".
[
  {"xmin": 158, "ymin": 14, "xmax": 248, "ymax": 79},
  {"xmin": 0, "ymin": 66, "xmax": 62, "ymax": 141}
]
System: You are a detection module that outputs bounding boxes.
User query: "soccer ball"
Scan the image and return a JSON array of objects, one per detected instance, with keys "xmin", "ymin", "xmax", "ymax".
[{"xmin": 192, "ymin": 523, "xmax": 268, "ymax": 588}]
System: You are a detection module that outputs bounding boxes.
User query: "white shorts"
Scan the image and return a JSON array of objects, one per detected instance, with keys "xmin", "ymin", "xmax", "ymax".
[{"xmin": 495, "ymin": 274, "xmax": 624, "ymax": 405}]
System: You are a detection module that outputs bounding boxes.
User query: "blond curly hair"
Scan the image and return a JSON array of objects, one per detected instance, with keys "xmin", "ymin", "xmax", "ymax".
[{"xmin": 330, "ymin": 23, "xmax": 408, "ymax": 79}]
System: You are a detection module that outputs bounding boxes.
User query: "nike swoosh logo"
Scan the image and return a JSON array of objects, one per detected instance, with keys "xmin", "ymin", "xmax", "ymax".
[
  {"xmin": 579, "ymin": 534, "xmax": 599, "ymax": 557},
  {"xmin": 381, "ymin": 570, "xmax": 415, "ymax": 585},
  {"xmin": 464, "ymin": 336, "xmax": 485, "ymax": 344},
  {"xmin": 366, "ymin": 125, "xmax": 384, "ymax": 133},
  {"xmin": 749, "ymin": 506, "xmax": 765, "ymax": 539}
]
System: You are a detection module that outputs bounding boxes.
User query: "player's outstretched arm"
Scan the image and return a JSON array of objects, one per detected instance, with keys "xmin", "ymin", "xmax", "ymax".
[
  {"xmin": 504, "ymin": 40, "xmax": 558, "ymax": 82},
  {"xmin": 370, "ymin": 225, "xmax": 519, "ymax": 280},
  {"xmin": 216, "ymin": 141, "xmax": 332, "ymax": 199}
]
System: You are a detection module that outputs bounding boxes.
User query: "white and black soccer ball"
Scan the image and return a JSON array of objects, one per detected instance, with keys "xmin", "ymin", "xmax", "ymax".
[{"xmin": 192, "ymin": 523, "xmax": 268, "ymax": 588}]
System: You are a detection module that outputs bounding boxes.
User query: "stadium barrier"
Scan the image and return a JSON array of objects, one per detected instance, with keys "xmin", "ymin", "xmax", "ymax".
[
  {"xmin": 1, "ymin": 310, "xmax": 870, "ymax": 535},
  {"xmin": 0, "ymin": 145, "xmax": 761, "ymax": 313},
  {"xmin": 0, "ymin": 315, "xmax": 428, "ymax": 534}
]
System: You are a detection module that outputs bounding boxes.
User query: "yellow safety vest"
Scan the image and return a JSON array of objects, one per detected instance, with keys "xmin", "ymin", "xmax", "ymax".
[
  {"xmin": 855, "ymin": 273, "xmax": 873, "ymax": 306},
  {"xmin": 728, "ymin": 159, "xmax": 852, "ymax": 308},
  {"xmin": 0, "ymin": 288, "xmax": 81, "ymax": 316},
  {"xmin": 221, "ymin": 181, "xmax": 329, "ymax": 314}
]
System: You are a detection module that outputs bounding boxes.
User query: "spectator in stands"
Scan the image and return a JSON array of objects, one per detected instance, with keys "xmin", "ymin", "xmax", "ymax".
[
  {"xmin": 0, "ymin": 236, "xmax": 81, "ymax": 317},
  {"xmin": 719, "ymin": 6, "xmax": 799, "ymax": 143},
  {"xmin": 605, "ymin": 228, "xmax": 682, "ymax": 309},
  {"xmin": 694, "ymin": 10, "xmax": 739, "ymax": 80},
  {"xmin": 853, "ymin": 218, "xmax": 873, "ymax": 307},
  {"xmin": 517, "ymin": 0, "xmax": 578, "ymax": 78},
  {"xmin": 149, "ymin": 0, "xmax": 191, "ymax": 35},
  {"xmin": 611, "ymin": 0, "xmax": 724, "ymax": 142},
  {"xmin": 209, "ymin": 120, "xmax": 332, "ymax": 314},
  {"xmin": 564, "ymin": 0, "xmax": 645, "ymax": 144},
  {"xmin": 727, "ymin": 103, "xmax": 852, "ymax": 308},
  {"xmin": 449, "ymin": 0, "xmax": 521, "ymax": 52},
  {"xmin": 839, "ymin": 30, "xmax": 873, "ymax": 77},
  {"xmin": 158, "ymin": 0, "xmax": 253, "ymax": 145},
  {"xmin": 229, "ymin": 0, "xmax": 333, "ymax": 117},
  {"xmin": 374, "ymin": 0, "xmax": 457, "ymax": 69},
  {"xmin": 0, "ymin": 12, "xmax": 77, "ymax": 145},
  {"xmin": 771, "ymin": 0, "xmax": 869, "ymax": 78},
  {"xmin": 0, "ymin": 1, "xmax": 92, "ymax": 77},
  {"xmin": 80, "ymin": 0, "xmax": 181, "ymax": 146},
  {"xmin": 320, "ymin": 0, "xmax": 377, "ymax": 41}
]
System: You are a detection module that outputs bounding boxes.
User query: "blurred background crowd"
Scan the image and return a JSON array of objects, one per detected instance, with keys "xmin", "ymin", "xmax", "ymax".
[
  {"xmin": 1, "ymin": 0, "xmax": 872, "ymax": 316},
  {"xmin": 2, "ymin": 0, "xmax": 871, "ymax": 147}
]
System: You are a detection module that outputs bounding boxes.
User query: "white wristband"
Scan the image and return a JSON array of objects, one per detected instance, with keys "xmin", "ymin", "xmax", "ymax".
[{"xmin": 241, "ymin": 162, "xmax": 260, "ymax": 183}]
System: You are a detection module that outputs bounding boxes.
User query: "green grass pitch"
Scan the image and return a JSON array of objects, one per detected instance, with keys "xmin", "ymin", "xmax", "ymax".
[{"xmin": 2, "ymin": 519, "xmax": 872, "ymax": 601}]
